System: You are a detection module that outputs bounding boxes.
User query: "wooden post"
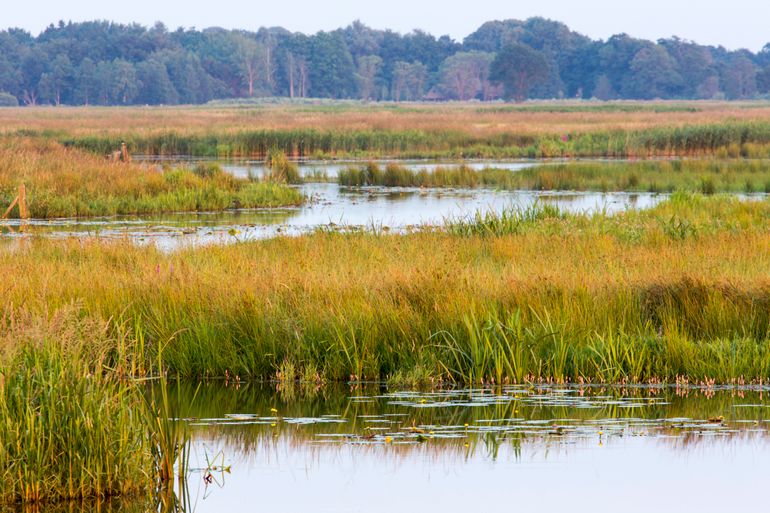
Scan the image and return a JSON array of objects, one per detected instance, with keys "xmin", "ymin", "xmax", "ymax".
[
  {"xmin": 121, "ymin": 142, "xmax": 131, "ymax": 163},
  {"xmin": 1, "ymin": 184, "xmax": 28, "ymax": 219},
  {"xmin": 18, "ymin": 184, "xmax": 28, "ymax": 219}
]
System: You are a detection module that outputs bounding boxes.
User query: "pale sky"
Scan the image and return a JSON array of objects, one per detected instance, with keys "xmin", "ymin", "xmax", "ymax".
[{"xmin": 4, "ymin": 0, "xmax": 769, "ymax": 51}]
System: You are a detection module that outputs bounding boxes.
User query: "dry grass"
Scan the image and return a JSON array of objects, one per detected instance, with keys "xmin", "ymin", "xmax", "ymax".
[{"xmin": 3, "ymin": 101, "xmax": 770, "ymax": 138}]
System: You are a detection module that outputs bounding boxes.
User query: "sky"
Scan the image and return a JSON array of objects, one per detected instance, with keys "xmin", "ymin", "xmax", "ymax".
[{"xmin": 4, "ymin": 0, "xmax": 769, "ymax": 52}]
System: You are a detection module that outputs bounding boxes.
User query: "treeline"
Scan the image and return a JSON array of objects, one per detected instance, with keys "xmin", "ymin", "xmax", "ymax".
[{"xmin": 0, "ymin": 17, "xmax": 769, "ymax": 106}]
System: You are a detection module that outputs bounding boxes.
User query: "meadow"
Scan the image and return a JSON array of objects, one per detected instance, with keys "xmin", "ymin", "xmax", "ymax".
[
  {"xmin": 0, "ymin": 137, "xmax": 302, "ymax": 218},
  {"xmin": 4, "ymin": 101, "xmax": 770, "ymax": 159},
  {"xmin": 339, "ymin": 159, "xmax": 770, "ymax": 193}
]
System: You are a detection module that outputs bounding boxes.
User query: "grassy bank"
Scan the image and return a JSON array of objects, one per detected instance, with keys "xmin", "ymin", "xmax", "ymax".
[
  {"xmin": 3, "ymin": 194, "xmax": 770, "ymax": 384},
  {"xmin": 339, "ymin": 159, "xmax": 770, "ymax": 193},
  {"xmin": 0, "ymin": 138, "xmax": 302, "ymax": 219}
]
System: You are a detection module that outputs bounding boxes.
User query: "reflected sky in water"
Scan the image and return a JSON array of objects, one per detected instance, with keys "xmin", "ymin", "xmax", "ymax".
[{"xmin": 177, "ymin": 384, "xmax": 769, "ymax": 513}]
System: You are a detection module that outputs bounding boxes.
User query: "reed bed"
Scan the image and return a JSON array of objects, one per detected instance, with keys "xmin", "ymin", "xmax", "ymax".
[
  {"xmin": 0, "ymin": 308, "xmax": 152, "ymax": 504},
  {"xmin": 0, "ymin": 306, "xmax": 196, "ymax": 506},
  {"xmin": 514, "ymin": 159, "xmax": 770, "ymax": 193},
  {"xmin": 0, "ymin": 138, "xmax": 302, "ymax": 218},
  {"xmin": 339, "ymin": 159, "xmax": 770, "ymax": 193},
  {"xmin": 3, "ymin": 194, "xmax": 770, "ymax": 385},
  {"xmin": 52, "ymin": 121, "xmax": 770, "ymax": 160}
]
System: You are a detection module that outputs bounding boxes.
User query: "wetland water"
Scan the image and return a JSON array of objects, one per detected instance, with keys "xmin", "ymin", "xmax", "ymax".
[
  {"xmin": 0, "ymin": 159, "xmax": 669, "ymax": 249},
  {"xmin": 102, "ymin": 384, "xmax": 770, "ymax": 513}
]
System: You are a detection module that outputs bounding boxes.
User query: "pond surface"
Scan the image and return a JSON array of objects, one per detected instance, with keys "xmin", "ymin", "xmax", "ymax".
[
  {"xmin": 0, "ymin": 183, "xmax": 665, "ymax": 250},
  {"xmin": 144, "ymin": 157, "xmax": 538, "ymax": 180},
  {"xmin": 178, "ymin": 384, "xmax": 769, "ymax": 513}
]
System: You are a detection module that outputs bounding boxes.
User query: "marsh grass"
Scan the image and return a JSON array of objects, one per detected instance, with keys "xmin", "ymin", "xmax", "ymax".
[
  {"xmin": 0, "ymin": 137, "xmax": 302, "ymax": 219},
  {"xmin": 339, "ymin": 159, "xmax": 770, "ymax": 193},
  {"xmin": 0, "ymin": 308, "xmax": 153, "ymax": 504},
  {"xmin": 2, "ymin": 194, "xmax": 770, "ymax": 385},
  {"xmin": 264, "ymin": 147, "xmax": 302, "ymax": 184},
  {"xmin": 516, "ymin": 159, "xmax": 770, "ymax": 193},
  {"xmin": 0, "ymin": 308, "xmax": 199, "ymax": 506},
  {"xmin": 58, "ymin": 121, "xmax": 770, "ymax": 160}
]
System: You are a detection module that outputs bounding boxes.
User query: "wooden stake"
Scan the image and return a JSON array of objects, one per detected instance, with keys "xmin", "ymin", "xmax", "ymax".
[
  {"xmin": 1, "ymin": 184, "xmax": 29, "ymax": 219},
  {"xmin": 121, "ymin": 142, "xmax": 131, "ymax": 163},
  {"xmin": 18, "ymin": 184, "xmax": 28, "ymax": 219}
]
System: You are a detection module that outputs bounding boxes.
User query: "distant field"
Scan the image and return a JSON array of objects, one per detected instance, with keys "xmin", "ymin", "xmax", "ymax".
[
  {"xmin": 4, "ymin": 100, "xmax": 770, "ymax": 159},
  {"xmin": 2, "ymin": 100, "xmax": 769, "ymax": 135}
]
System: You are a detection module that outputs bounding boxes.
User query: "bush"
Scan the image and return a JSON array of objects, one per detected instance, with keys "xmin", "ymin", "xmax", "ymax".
[{"xmin": 0, "ymin": 92, "xmax": 18, "ymax": 107}]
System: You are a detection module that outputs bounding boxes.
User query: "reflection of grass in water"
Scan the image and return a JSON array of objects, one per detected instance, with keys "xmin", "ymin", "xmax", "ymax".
[{"xmin": 173, "ymin": 382, "xmax": 769, "ymax": 465}]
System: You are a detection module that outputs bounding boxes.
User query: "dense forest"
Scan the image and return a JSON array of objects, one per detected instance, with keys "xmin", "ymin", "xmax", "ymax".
[{"xmin": 0, "ymin": 17, "xmax": 769, "ymax": 106}]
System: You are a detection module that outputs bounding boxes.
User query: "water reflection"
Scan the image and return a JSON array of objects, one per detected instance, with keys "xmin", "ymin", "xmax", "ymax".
[
  {"xmin": 9, "ymin": 384, "xmax": 769, "ymax": 513},
  {"xmin": 173, "ymin": 383, "xmax": 769, "ymax": 513}
]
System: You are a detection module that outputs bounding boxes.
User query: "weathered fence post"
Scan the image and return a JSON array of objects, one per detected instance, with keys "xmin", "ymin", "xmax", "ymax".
[
  {"xmin": 1, "ymin": 184, "xmax": 29, "ymax": 219},
  {"xmin": 121, "ymin": 142, "xmax": 131, "ymax": 163},
  {"xmin": 18, "ymin": 184, "xmax": 28, "ymax": 219}
]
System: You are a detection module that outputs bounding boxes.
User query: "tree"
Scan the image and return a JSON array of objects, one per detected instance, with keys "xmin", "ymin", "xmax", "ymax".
[
  {"xmin": 624, "ymin": 46, "xmax": 682, "ymax": 99},
  {"xmin": 308, "ymin": 32, "xmax": 355, "ymax": 98},
  {"xmin": 234, "ymin": 34, "xmax": 264, "ymax": 97},
  {"xmin": 392, "ymin": 61, "xmax": 427, "ymax": 101},
  {"xmin": 136, "ymin": 58, "xmax": 178, "ymax": 104},
  {"xmin": 39, "ymin": 53, "xmax": 74, "ymax": 105},
  {"xmin": 758, "ymin": 65, "xmax": 770, "ymax": 94},
  {"xmin": 74, "ymin": 58, "xmax": 97, "ymax": 105},
  {"xmin": 489, "ymin": 43, "xmax": 548, "ymax": 102},
  {"xmin": 592, "ymin": 74, "xmax": 615, "ymax": 100},
  {"xmin": 0, "ymin": 91, "xmax": 18, "ymax": 106},
  {"xmin": 659, "ymin": 38, "xmax": 716, "ymax": 98},
  {"xmin": 356, "ymin": 55, "xmax": 382, "ymax": 100},
  {"xmin": 438, "ymin": 51, "xmax": 493, "ymax": 100},
  {"xmin": 721, "ymin": 55, "xmax": 757, "ymax": 99},
  {"xmin": 110, "ymin": 59, "xmax": 140, "ymax": 104}
]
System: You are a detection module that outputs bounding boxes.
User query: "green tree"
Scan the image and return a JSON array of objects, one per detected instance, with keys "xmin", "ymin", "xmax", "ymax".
[
  {"xmin": 0, "ymin": 91, "xmax": 18, "ymax": 106},
  {"xmin": 392, "ymin": 61, "xmax": 427, "ymax": 101},
  {"xmin": 39, "ymin": 53, "xmax": 74, "ymax": 105},
  {"xmin": 489, "ymin": 43, "xmax": 548, "ymax": 102},
  {"xmin": 438, "ymin": 51, "xmax": 494, "ymax": 100},
  {"xmin": 625, "ymin": 46, "xmax": 682, "ymax": 99},
  {"xmin": 136, "ymin": 58, "xmax": 178, "ymax": 104},
  {"xmin": 234, "ymin": 34, "xmax": 265, "ymax": 97},
  {"xmin": 110, "ymin": 59, "xmax": 140, "ymax": 104},
  {"xmin": 74, "ymin": 58, "xmax": 97, "ymax": 104},
  {"xmin": 356, "ymin": 55, "xmax": 382, "ymax": 100},
  {"xmin": 308, "ymin": 32, "xmax": 355, "ymax": 98}
]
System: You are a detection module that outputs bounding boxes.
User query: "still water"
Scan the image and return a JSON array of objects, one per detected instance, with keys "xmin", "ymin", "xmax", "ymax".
[
  {"xmin": 176, "ymin": 384, "xmax": 770, "ymax": 512},
  {"xmin": 0, "ymin": 158, "xmax": 673, "ymax": 249},
  {"xmin": 0, "ymin": 183, "xmax": 665, "ymax": 250}
]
